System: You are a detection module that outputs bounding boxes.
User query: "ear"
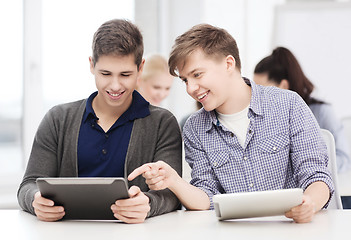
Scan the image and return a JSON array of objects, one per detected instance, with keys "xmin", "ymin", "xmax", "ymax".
[
  {"xmin": 225, "ymin": 55, "xmax": 236, "ymax": 71},
  {"xmin": 89, "ymin": 56, "xmax": 94, "ymax": 74},
  {"xmin": 278, "ymin": 79, "xmax": 290, "ymax": 89},
  {"xmin": 136, "ymin": 58, "xmax": 145, "ymax": 84},
  {"xmin": 138, "ymin": 58, "xmax": 145, "ymax": 73}
]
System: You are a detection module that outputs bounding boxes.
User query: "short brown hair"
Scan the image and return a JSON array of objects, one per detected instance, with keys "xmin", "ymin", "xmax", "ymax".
[
  {"xmin": 168, "ymin": 24, "xmax": 241, "ymax": 77},
  {"xmin": 92, "ymin": 19, "xmax": 144, "ymax": 69}
]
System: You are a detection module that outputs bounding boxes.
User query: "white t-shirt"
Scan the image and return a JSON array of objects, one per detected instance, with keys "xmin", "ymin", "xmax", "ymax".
[{"xmin": 217, "ymin": 105, "xmax": 250, "ymax": 148}]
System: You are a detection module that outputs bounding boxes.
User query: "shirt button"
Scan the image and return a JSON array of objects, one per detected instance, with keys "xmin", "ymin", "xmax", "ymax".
[
  {"xmin": 213, "ymin": 161, "xmax": 218, "ymax": 167},
  {"xmin": 243, "ymin": 156, "xmax": 248, "ymax": 161},
  {"xmin": 230, "ymin": 133, "xmax": 234, "ymax": 137},
  {"xmin": 273, "ymin": 146, "xmax": 277, "ymax": 151},
  {"xmin": 91, "ymin": 124, "xmax": 95, "ymax": 128},
  {"xmin": 102, "ymin": 149, "xmax": 107, "ymax": 155},
  {"xmin": 105, "ymin": 134, "xmax": 109, "ymax": 138},
  {"xmin": 249, "ymin": 183, "xmax": 254, "ymax": 188}
]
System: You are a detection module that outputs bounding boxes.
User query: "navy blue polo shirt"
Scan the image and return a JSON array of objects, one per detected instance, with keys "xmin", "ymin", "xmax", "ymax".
[{"xmin": 77, "ymin": 91, "xmax": 150, "ymax": 177}]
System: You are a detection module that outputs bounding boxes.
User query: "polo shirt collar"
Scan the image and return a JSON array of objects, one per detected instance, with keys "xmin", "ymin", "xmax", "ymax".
[
  {"xmin": 83, "ymin": 91, "xmax": 98, "ymax": 123},
  {"xmin": 125, "ymin": 90, "xmax": 150, "ymax": 121}
]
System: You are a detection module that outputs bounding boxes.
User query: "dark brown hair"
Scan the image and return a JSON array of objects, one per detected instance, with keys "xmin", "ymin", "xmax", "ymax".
[
  {"xmin": 254, "ymin": 47, "xmax": 323, "ymax": 105},
  {"xmin": 92, "ymin": 19, "xmax": 144, "ymax": 69},
  {"xmin": 168, "ymin": 23, "xmax": 241, "ymax": 77}
]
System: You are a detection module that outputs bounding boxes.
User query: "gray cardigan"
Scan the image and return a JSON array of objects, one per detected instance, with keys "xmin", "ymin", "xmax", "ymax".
[{"xmin": 17, "ymin": 99, "xmax": 182, "ymax": 218}]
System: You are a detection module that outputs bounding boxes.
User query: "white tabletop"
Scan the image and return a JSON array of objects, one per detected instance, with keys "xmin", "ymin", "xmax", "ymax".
[{"xmin": 2, "ymin": 209, "xmax": 351, "ymax": 240}]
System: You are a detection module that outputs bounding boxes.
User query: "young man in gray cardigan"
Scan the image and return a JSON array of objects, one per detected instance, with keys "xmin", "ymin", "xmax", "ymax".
[{"xmin": 17, "ymin": 19, "xmax": 182, "ymax": 224}]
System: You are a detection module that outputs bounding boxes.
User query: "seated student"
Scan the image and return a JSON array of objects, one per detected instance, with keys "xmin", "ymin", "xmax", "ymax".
[
  {"xmin": 137, "ymin": 54, "xmax": 174, "ymax": 106},
  {"xmin": 253, "ymin": 47, "xmax": 351, "ymax": 173},
  {"xmin": 17, "ymin": 19, "xmax": 182, "ymax": 224},
  {"xmin": 128, "ymin": 23, "xmax": 334, "ymax": 223}
]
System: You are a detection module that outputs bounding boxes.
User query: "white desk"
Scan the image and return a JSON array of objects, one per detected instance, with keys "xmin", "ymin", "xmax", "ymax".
[{"xmin": 2, "ymin": 209, "xmax": 351, "ymax": 240}]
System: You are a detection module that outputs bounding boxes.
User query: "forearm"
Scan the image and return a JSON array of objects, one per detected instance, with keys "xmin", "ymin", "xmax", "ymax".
[
  {"xmin": 169, "ymin": 175, "xmax": 210, "ymax": 210},
  {"xmin": 304, "ymin": 181, "xmax": 330, "ymax": 211}
]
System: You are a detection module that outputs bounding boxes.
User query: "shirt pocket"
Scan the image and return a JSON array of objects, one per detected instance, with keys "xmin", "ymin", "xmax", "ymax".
[
  {"xmin": 258, "ymin": 133, "xmax": 290, "ymax": 154},
  {"xmin": 207, "ymin": 150, "xmax": 231, "ymax": 169}
]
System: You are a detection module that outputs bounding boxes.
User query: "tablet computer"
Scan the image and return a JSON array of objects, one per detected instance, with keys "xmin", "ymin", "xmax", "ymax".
[
  {"xmin": 36, "ymin": 177, "xmax": 129, "ymax": 220},
  {"xmin": 213, "ymin": 188, "xmax": 303, "ymax": 221}
]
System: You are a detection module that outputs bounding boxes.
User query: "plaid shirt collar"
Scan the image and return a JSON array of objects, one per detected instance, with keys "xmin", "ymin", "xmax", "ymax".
[{"xmin": 205, "ymin": 77, "xmax": 263, "ymax": 132}]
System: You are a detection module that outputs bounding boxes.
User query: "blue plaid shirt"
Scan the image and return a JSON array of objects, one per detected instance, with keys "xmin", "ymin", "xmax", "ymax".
[{"xmin": 183, "ymin": 79, "xmax": 334, "ymax": 209}]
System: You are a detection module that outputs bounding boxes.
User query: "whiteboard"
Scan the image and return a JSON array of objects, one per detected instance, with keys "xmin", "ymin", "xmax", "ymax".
[{"xmin": 273, "ymin": 2, "xmax": 351, "ymax": 119}]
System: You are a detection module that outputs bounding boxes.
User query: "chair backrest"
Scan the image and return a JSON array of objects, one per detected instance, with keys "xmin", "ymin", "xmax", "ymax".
[
  {"xmin": 341, "ymin": 116, "xmax": 351, "ymax": 154},
  {"xmin": 320, "ymin": 128, "xmax": 343, "ymax": 209}
]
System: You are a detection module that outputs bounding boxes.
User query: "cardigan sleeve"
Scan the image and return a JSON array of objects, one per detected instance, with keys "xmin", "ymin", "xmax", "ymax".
[
  {"xmin": 17, "ymin": 100, "xmax": 85, "ymax": 215},
  {"xmin": 17, "ymin": 108, "xmax": 60, "ymax": 215}
]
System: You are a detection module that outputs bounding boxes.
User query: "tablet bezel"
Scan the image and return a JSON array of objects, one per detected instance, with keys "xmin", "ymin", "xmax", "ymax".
[{"xmin": 36, "ymin": 177, "xmax": 129, "ymax": 220}]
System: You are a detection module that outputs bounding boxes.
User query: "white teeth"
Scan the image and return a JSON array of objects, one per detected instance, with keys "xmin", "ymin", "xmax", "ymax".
[
  {"xmin": 110, "ymin": 92, "xmax": 121, "ymax": 97},
  {"xmin": 198, "ymin": 91, "xmax": 208, "ymax": 100}
]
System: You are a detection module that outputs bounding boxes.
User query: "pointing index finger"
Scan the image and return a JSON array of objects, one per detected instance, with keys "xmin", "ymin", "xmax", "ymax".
[{"xmin": 128, "ymin": 164, "xmax": 151, "ymax": 181}]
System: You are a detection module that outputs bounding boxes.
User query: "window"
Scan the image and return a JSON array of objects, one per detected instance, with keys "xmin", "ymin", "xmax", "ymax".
[
  {"xmin": 42, "ymin": 0, "xmax": 135, "ymax": 110},
  {"xmin": 0, "ymin": 0, "xmax": 23, "ymax": 175},
  {"xmin": 0, "ymin": 0, "xmax": 134, "ymax": 209}
]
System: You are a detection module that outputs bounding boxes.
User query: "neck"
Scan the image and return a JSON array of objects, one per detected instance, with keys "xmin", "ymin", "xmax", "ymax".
[
  {"xmin": 217, "ymin": 76, "xmax": 251, "ymax": 115},
  {"xmin": 92, "ymin": 95, "xmax": 131, "ymax": 120}
]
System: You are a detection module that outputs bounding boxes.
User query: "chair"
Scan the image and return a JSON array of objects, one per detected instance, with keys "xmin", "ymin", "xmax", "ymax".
[
  {"xmin": 320, "ymin": 128, "xmax": 343, "ymax": 209},
  {"xmin": 341, "ymin": 116, "xmax": 351, "ymax": 155}
]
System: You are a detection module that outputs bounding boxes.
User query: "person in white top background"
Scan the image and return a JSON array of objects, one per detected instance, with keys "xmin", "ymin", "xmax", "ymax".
[{"xmin": 253, "ymin": 46, "xmax": 351, "ymax": 209}]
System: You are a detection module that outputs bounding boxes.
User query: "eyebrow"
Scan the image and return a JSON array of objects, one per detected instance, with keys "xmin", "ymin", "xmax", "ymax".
[
  {"xmin": 99, "ymin": 70, "xmax": 111, "ymax": 73},
  {"xmin": 120, "ymin": 71, "xmax": 134, "ymax": 74},
  {"xmin": 98, "ymin": 69, "xmax": 134, "ymax": 74}
]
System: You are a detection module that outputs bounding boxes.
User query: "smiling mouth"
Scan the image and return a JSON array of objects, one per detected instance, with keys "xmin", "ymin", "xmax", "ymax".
[
  {"xmin": 197, "ymin": 91, "xmax": 209, "ymax": 100},
  {"xmin": 107, "ymin": 91, "xmax": 124, "ymax": 98}
]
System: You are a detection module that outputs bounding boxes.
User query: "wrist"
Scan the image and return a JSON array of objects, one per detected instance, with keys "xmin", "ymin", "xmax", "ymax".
[{"xmin": 168, "ymin": 172, "xmax": 184, "ymax": 193}]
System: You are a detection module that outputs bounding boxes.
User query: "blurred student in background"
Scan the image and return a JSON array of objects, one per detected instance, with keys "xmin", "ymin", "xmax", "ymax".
[
  {"xmin": 137, "ymin": 54, "xmax": 174, "ymax": 106},
  {"xmin": 254, "ymin": 46, "xmax": 351, "ymax": 174}
]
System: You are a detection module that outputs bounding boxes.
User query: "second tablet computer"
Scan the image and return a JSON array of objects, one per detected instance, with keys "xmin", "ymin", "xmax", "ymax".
[
  {"xmin": 36, "ymin": 177, "xmax": 129, "ymax": 220},
  {"xmin": 213, "ymin": 188, "xmax": 303, "ymax": 221}
]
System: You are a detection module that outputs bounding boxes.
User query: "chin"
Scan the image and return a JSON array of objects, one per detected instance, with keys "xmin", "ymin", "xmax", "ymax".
[{"xmin": 151, "ymin": 100, "xmax": 161, "ymax": 106}]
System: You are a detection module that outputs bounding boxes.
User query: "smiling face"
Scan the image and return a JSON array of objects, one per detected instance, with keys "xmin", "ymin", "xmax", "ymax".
[
  {"xmin": 178, "ymin": 49, "xmax": 235, "ymax": 113},
  {"xmin": 89, "ymin": 54, "xmax": 143, "ymax": 115}
]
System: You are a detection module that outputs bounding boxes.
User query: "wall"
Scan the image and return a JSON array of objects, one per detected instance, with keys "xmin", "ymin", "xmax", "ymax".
[{"xmin": 273, "ymin": 1, "xmax": 351, "ymax": 119}]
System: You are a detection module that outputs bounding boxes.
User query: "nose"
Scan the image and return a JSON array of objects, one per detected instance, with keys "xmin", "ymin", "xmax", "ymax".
[
  {"xmin": 186, "ymin": 79, "xmax": 199, "ymax": 95},
  {"xmin": 110, "ymin": 76, "xmax": 121, "ymax": 90}
]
